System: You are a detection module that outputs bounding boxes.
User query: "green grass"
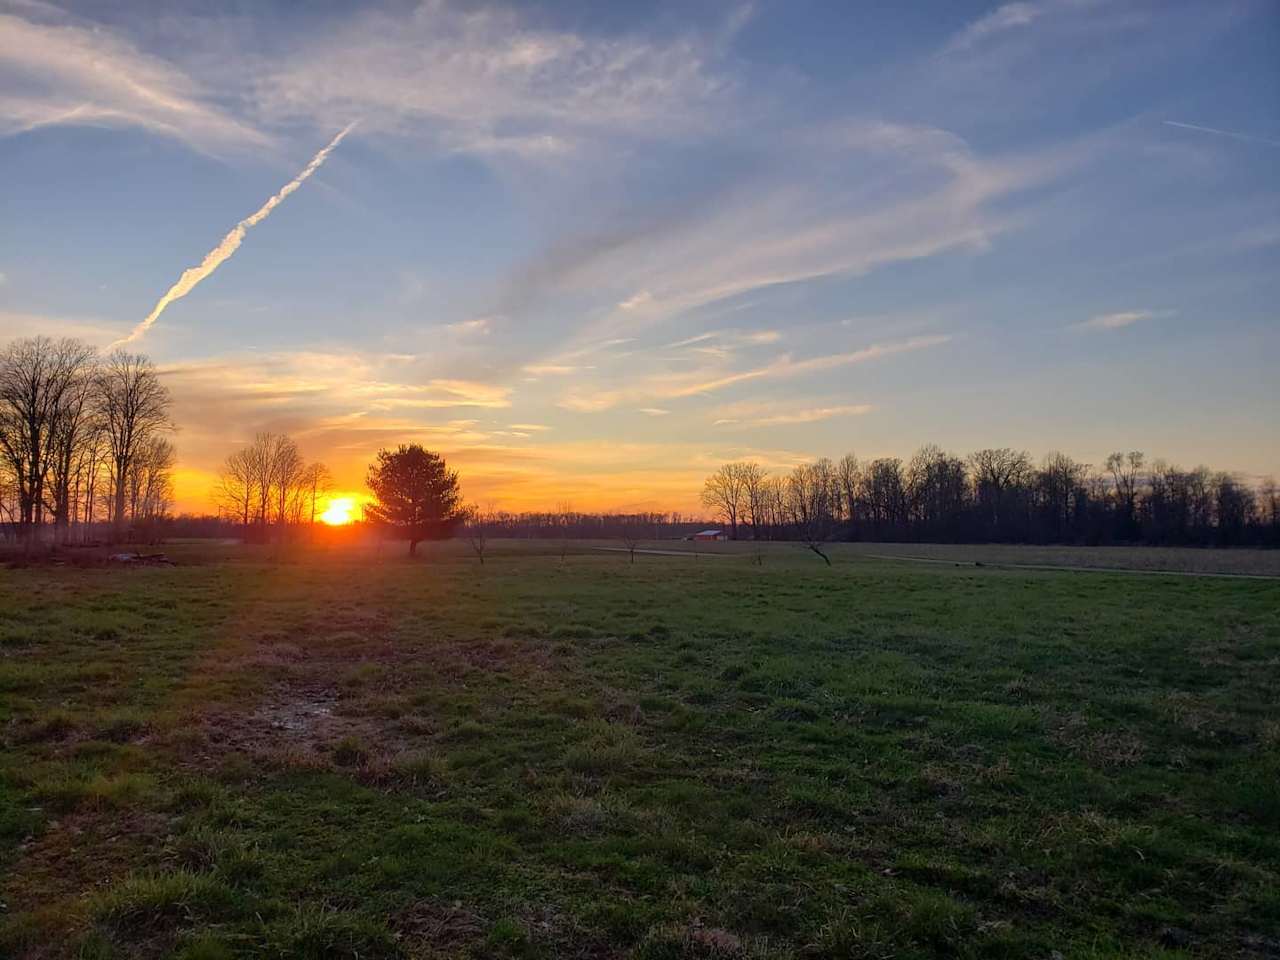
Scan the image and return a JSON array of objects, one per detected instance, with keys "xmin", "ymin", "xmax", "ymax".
[{"xmin": 0, "ymin": 541, "xmax": 1277, "ymax": 958}]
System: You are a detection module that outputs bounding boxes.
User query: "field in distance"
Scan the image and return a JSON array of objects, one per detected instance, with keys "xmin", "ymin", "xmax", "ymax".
[
  {"xmin": 632, "ymin": 539, "xmax": 1280, "ymax": 578},
  {"xmin": 1, "ymin": 541, "xmax": 1277, "ymax": 958}
]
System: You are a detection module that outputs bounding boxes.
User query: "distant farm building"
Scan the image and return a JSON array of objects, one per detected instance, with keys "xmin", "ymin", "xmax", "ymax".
[{"xmin": 693, "ymin": 529, "xmax": 727, "ymax": 541}]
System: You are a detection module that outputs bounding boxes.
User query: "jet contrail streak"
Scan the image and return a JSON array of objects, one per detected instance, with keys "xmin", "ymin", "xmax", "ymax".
[
  {"xmin": 1162, "ymin": 120, "xmax": 1280, "ymax": 149},
  {"xmin": 110, "ymin": 122, "xmax": 357, "ymax": 348}
]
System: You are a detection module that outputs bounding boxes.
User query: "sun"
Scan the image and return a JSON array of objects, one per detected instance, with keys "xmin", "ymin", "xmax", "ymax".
[{"xmin": 319, "ymin": 496, "xmax": 357, "ymax": 526}]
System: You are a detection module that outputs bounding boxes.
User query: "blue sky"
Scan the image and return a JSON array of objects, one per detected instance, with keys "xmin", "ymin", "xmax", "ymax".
[{"xmin": 1, "ymin": 0, "xmax": 1277, "ymax": 511}]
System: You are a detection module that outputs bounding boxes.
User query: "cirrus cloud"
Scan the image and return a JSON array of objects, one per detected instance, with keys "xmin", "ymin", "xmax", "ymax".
[
  {"xmin": 1074, "ymin": 309, "xmax": 1174, "ymax": 331},
  {"xmin": 0, "ymin": 4, "xmax": 266, "ymax": 151}
]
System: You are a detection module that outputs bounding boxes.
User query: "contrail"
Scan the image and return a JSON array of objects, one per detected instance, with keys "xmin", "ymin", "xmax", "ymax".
[
  {"xmin": 110, "ymin": 123, "xmax": 357, "ymax": 348},
  {"xmin": 1162, "ymin": 120, "xmax": 1280, "ymax": 149}
]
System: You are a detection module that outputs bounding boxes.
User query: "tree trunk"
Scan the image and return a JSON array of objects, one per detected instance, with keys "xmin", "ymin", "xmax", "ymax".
[{"xmin": 113, "ymin": 459, "xmax": 128, "ymax": 543}]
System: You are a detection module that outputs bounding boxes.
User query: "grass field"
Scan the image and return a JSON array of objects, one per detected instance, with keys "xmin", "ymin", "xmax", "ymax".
[
  {"xmin": 594, "ymin": 540, "xmax": 1280, "ymax": 578},
  {"xmin": 1, "ymin": 541, "xmax": 1278, "ymax": 959}
]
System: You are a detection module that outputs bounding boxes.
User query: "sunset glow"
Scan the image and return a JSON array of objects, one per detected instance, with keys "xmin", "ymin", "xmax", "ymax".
[
  {"xmin": 319, "ymin": 497, "xmax": 357, "ymax": 526},
  {"xmin": 2, "ymin": 0, "xmax": 1276, "ymax": 515}
]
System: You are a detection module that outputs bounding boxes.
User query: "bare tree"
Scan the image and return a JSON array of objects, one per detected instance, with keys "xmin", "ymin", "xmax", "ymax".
[
  {"xmin": 464, "ymin": 502, "xmax": 495, "ymax": 566},
  {"xmin": 1105, "ymin": 450, "xmax": 1145, "ymax": 538},
  {"xmin": 269, "ymin": 435, "xmax": 304, "ymax": 536},
  {"xmin": 218, "ymin": 437, "xmax": 329, "ymax": 540},
  {"xmin": 96, "ymin": 351, "xmax": 171, "ymax": 542},
  {"xmin": 302, "ymin": 462, "xmax": 333, "ymax": 525},
  {"xmin": 1260, "ymin": 477, "xmax": 1279, "ymax": 532},
  {"xmin": 0, "ymin": 471, "xmax": 17, "ymax": 539},
  {"xmin": 1036, "ymin": 452, "xmax": 1087, "ymax": 541},
  {"xmin": 738, "ymin": 462, "xmax": 769, "ymax": 540},
  {"xmin": 128, "ymin": 436, "xmax": 176, "ymax": 537},
  {"xmin": 555, "ymin": 500, "xmax": 574, "ymax": 561},
  {"xmin": 0, "ymin": 337, "xmax": 96, "ymax": 542},
  {"xmin": 835, "ymin": 453, "xmax": 860, "ymax": 534},
  {"xmin": 620, "ymin": 521, "xmax": 643, "ymax": 564},
  {"xmin": 787, "ymin": 460, "xmax": 836, "ymax": 565},
  {"xmin": 700, "ymin": 462, "xmax": 750, "ymax": 539},
  {"xmin": 763, "ymin": 475, "xmax": 787, "ymax": 536},
  {"xmin": 43, "ymin": 342, "xmax": 98, "ymax": 542},
  {"xmin": 74, "ymin": 422, "xmax": 109, "ymax": 542},
  {"xmin": 216, "ymin": 447, "xmax": 256, "ymax": 534},
  {"xmin": 859, "ymin": 458, "xmax": 906, "ymax": 539},
  {"xmin": 969, "ymin": 448, "xmax": 1031, "ymax": 535},
  {"xmin": 907, "ymin": 445, "xmax": 967, "ymax": 539}
]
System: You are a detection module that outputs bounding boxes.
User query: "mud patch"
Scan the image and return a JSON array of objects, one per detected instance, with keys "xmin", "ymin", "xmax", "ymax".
[
  {"xmin": 395, "ymin": 898, "xmax": 486, "ymax": 954},
  {"xmin": 258, "ymin": 685, "xmax": 337, "ymax": 734}
]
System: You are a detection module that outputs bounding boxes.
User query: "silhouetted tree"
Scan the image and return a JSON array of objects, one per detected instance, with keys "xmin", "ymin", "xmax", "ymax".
[
  {"xmin": 739, "ymin": 462, "xmax": 769, "ymax": 540},
  {"xmin": 217, "ymin": 447, "xmax": 255, "ymax": 532},
  {"xmin": 365, "ymin": 444, "xmax": 462, "ymax": 556},
  {"xmin": 464, "ymin": 502, "xmax": 495, "ymax": 566},
  {"xmin": 1106, "ymin": 451, "xmax": 1145, "ymax": 540},
  {"xmin": 969, "ymin": 448, "xmax": 1031, "ymax": 539},
  {"xmin": 619, "ymin": 520, "xmax": 644, "ymax": 563},
  {"xmin": 701, "ymin": 462, "xmax": 751, "ymax": 539},
  {"xmin": 97, "ymin": 351, "xmax": 172, "ymax": 542},
  {"xmin": 302, "ymin": 462, "xmax": 333, "ymax": 526},
  {"xmin": 0, "ymin": 337, "xmax": 96, "ymax": 542},
  {"xmin": 699, "ymin": 442, "xmax": 1274, "ymax": 548},
  {"xmin": 787, "ymin": 460, "xmax": 836, "ymax": 564}
]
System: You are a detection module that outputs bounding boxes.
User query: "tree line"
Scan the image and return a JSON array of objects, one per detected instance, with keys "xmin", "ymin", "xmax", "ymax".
[
  {"xmin": 701, "ymin": 448, "xmax": 1280, "ymax": 552},
  {"xmin": 9, "ymin": 333, "xmax": 1274, "ymax": 554},
  {"xmin": 0, "ymin": 337, "xmax": 174, "ymax": 544},
  {"xmin": 461, "ymin": 509, "xmax": 697, "ymax": 540},
  {"xmin": 214, "ymin": 433, "xmax": 332, "ymax": 540}
]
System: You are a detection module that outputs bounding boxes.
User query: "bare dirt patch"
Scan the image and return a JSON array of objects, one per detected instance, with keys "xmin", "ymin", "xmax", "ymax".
[{"xmin": 395, "ymin": 899, "xmax": 486, "ymax": 956}]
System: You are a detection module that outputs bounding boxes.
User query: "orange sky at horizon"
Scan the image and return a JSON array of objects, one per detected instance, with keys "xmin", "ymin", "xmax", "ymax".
[
  {"xmin": 161, "ymin": 344, "xmax": 1280, "ymax": 520},
  {"xmin": 171, "ymin": 461, "xmax": 717, "ymax": 520}
]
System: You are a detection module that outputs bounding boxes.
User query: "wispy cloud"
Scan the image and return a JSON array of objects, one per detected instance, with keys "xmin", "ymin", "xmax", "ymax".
[
  {"xmin": 447, "ymin": 317, "xmax": 492, "ymax": 335},
  {"xmin": 714, "ymin": 403, "xmax": 874, "ymax": 427},
  {"xmin": 0, "ymin": 5, "xmax": 266, "ymax": 150},
  {"xmin": 558, "ymin": 123, "xmax": 1073, "ymax": 343},
  {"xmin": 524, "ymin": 363, "xmax": 588, "ymax": 376},
  {"xmin": 163, "ymin": 352, "xmax": 511, "ymax": 413},
  {"xmin": 1074, "ymin": 309, "xmax": 1173, "ymax": 331},
  {"xmin": 557, "ymin": 390, "xmax": 624, "ymax": 413},
  {"xmin": 638, "ymin": 407, "xmax": 670, "ymax": 416},
  {"xmin": 946, "ymin": 1, "xmax": 1048, "ymax": 51},
  {"xmin": 663, "ymin": 334, "xmax": 951, "ymax": 399},
  {"xmin": 556, "ymin": 334, "xmax": 950, "ymax": 411},
  {"xmin": 1162, "ymin": 120, "xmax": 1280, "ymax": 149},
  {"xmin": 753, "ymin": 404, "xmax": 873, "ymax": 426},
  {"xmin": 665, "ymin": 328, "xmax": 780, "ymax": 351},
  {"xmin": 942, "ymin": 0, "xmax": 1158, "ymax": 57},
  {"xmin": 250, "ymin": 2, "xmax": 735, "ymax": 150}
]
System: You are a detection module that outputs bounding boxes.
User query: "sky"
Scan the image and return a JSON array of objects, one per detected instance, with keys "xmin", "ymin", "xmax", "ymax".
[{"xmin": 2, "ymin": 0, "xmax": 1278, "ymax": 515}]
